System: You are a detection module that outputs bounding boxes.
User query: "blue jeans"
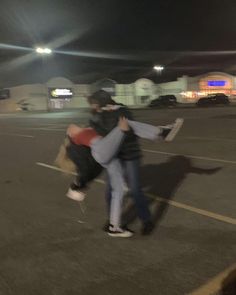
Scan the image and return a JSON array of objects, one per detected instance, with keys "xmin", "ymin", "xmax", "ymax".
[{"xmin": 106, "ymin": 159, "xmax": 151, "ymax": 223}]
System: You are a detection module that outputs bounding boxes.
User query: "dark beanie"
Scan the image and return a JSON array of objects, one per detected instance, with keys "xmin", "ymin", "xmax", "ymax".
[{"xmin": 88, "ymin": 90, "xmax": 115, "ymax": 107}]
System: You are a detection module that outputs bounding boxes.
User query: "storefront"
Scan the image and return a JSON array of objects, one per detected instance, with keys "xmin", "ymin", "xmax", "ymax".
[
  {"xmin": 156, "ymin": 72, "xmax": 236, "ymax": 103},
  {"xmin": 4, "ymin": 72, "xmax": 236, "ymax": 112},
  {"xmin": 180, "ymin": 72, "xmax": 236, "ymax": 102}
]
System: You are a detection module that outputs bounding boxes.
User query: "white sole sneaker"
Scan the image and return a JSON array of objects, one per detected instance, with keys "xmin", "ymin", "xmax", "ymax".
[
  {"xmin": 66, "ymin": 188, "xmax": 85, "ymax": 202},
  {"xmin": 108, "ymin": 229, "xmax": 133, "ymax": 238},
  {"xmin": 165, "ymin": 118, "xmax": 184, "ymax": 142}
]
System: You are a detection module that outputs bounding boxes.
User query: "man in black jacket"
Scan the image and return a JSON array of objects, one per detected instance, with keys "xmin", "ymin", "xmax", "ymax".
[{"xmin": 88, "ymin": 90, "xmax": 154, "ymax": 235}]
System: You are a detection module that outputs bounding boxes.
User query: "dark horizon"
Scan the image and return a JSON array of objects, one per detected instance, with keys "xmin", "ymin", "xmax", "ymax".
[{"xmin": 1, "ymin": 0, "xmax": 236, "ymax": 86}]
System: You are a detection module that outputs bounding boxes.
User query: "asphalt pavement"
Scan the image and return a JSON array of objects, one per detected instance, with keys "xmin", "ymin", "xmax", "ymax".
[{"xmin": 0, "ymin": 106, "xmax": 235, "ymax": 295}]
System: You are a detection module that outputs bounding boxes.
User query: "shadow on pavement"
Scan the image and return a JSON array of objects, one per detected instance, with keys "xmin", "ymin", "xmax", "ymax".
[
  {"xmin": 122, "ymin": 155, "xmax": 222, "ymax": 230},
  {"xmin": 220, "ymin": 268, "xmax": 236, "ymax": 295}
]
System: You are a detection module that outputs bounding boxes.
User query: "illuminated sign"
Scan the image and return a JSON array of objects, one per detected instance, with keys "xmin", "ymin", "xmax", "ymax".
[
  {"xmin": 200, "ymin": 75, "xmax": 232, "ymax": 92},
  {"xmin": 49, "ymin": 88, "xmax": 73, "ymax": 99},
  {"xmin": 207, "ymin": 81, "xmax": 226, "ymax": 87}
]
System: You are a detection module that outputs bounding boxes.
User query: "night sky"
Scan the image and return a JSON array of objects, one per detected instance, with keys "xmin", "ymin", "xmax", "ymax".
[{"xmin": 1, "ymin": 0, "xmax": 236, "ymax": 86}]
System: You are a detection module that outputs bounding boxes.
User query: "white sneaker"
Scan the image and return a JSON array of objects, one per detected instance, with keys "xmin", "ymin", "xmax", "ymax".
[
  {"xmin": 66, "ymin": 188, "xmax": 85, "ymax": 202},
  {"xmin": 163, "ymin": 118, "xmax": 184, "ymax": 142},
  {"xmin": 108, "ymin": 225, "xmax": 133, "ymax": 238}
]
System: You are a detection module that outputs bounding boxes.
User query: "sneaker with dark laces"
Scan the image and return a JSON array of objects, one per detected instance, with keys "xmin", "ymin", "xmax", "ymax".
[{"xmin": 108, "ymin": 224, "xmax": 133, "ymax": 238}]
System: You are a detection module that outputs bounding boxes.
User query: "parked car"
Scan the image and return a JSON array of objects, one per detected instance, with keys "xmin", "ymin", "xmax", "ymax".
[
  {"xmin": 0, "ymin": 88, "xmax": 10, "ymax": 100},
  {"xmin": 149, "ymin": 95, "xmax": 177, "ymax": 107},
  {"xmin": 196, "ymin": 93, "xmax": 230, "ymax": 106}
]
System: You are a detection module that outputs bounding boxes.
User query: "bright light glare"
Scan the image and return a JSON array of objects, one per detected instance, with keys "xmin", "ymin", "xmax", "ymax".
[
  {"xmin": 36, "ymin": 47, "xmax": 52, "ymax": 54},
  {"xmin": 36, "ymin": 47, "xmax": 44, "ymax": 53},
  {"xmin": 44, "ymin": 48, "xmax": 52, "ymax": 54},
  {"xmin": 154, "ymin": 65, "xmax": 164, "ymax": 71}
]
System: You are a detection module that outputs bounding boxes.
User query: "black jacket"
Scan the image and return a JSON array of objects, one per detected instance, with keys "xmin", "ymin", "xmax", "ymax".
[
  {"xmin": 89, "ymin": 106, "xmax": 142, "ymax": 161},
  {"xmin": 66, "ymin": 140, "xmax": 103, "ymax": 188}
]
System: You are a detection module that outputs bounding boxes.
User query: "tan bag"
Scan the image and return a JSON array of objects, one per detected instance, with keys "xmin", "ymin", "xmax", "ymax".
[{"xmin": 54, "ymin": 138, "xmax": 77, "ymax": 174}]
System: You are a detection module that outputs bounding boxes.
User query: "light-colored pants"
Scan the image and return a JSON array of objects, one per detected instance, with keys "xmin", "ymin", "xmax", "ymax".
[{"xmin": 91, "ymin": 120, "xmax": 162, "ymax": 229}]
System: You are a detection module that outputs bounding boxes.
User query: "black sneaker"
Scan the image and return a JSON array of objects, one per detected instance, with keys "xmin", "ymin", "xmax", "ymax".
[
  {"xmin": 141, "ymin": 220, "xmax": 155, "ymax": 235},
  {"xmin": 103, "ymin": 221, "xmax": 135, "ymax": 233},
  {"xmin": 161, "ymin": 118, "xmax": 184, "ymax": 142},
  {"xmin": 108, "ymin": 224, "xmax": 133, "ymax": 238}
]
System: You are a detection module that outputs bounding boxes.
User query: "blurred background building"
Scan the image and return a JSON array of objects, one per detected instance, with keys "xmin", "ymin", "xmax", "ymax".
[{"xmin": 1, "ymin": 72, "xmax": 236, "ymax": 111}]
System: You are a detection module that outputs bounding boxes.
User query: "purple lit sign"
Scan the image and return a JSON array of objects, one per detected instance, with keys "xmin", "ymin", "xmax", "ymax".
[{"xmin": 207, "ymin": 81, "xmax": 226, "ymax": 87}]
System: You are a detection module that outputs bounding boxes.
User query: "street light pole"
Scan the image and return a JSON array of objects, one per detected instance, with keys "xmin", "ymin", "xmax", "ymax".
[{"xmin": 35, "ymin": 47, "xmax": 52, "ymax": 111}]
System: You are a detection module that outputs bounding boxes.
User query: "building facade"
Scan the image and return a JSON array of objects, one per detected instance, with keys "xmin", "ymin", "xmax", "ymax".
[
  {"xmin": 156, "ymin": 72, "xmax": 236, "ymax": 102},
  {"xmin": 1, "ymin": 72, "xmax": 235, "ymax": 112}
]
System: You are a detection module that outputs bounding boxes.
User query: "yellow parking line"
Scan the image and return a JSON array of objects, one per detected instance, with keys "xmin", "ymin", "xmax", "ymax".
[
  {"xmin": 182, "ymin": 136, "xmax": 236, "ymax": 142},
  {"xmin": 21, "ymin": 127, "xmax": 65, "ymax": 131},
  {"xmin": 147, "ymin": 193, "xmax": 236, "ymax": 225},
  {"xmin": 143, "ymin": 149, "xmax": 236, "ymax": 165},
  {"xmin": 36, "ymin": 162, "xmax": 236, "ymax": 226},
  {"xmin": 189, "ymin": 263, "xmax": 236, "ymax": 295},
  {"xmin": 36, "ymin": 162, "xmax": 77, "ymax": 175},
  {"xmin": 0, "ymin": 132, "xmax": 34, "ymax": 138}
]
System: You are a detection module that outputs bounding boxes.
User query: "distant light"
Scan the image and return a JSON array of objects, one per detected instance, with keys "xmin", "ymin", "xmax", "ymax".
[
  {"xmin": 36, "ymin": 47, "xmax": 52, "ymax": 54},
  {"xmin": 44, "ymin": 48, "xmax": 52, "ymax": 54},
  {"xmin": 36, "ymin": 47, "xmax": 44, "ymax": 53},
  {"xmin": 154, "ymin": 65, "xmax": 164, "ymax": 71}
]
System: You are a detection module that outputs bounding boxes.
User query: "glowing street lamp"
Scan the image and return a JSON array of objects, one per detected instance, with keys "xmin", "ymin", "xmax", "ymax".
[
  {"xmin": 36, "ymin": 47, "xmax": 52, "ymax": 54},
  {"xmin": 153, "ymin": 65, "xmax": 164, "ymax": 72},
  {"xmin": 44, "ymin": 48, "xmax": 52, "ymax": 54}
]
